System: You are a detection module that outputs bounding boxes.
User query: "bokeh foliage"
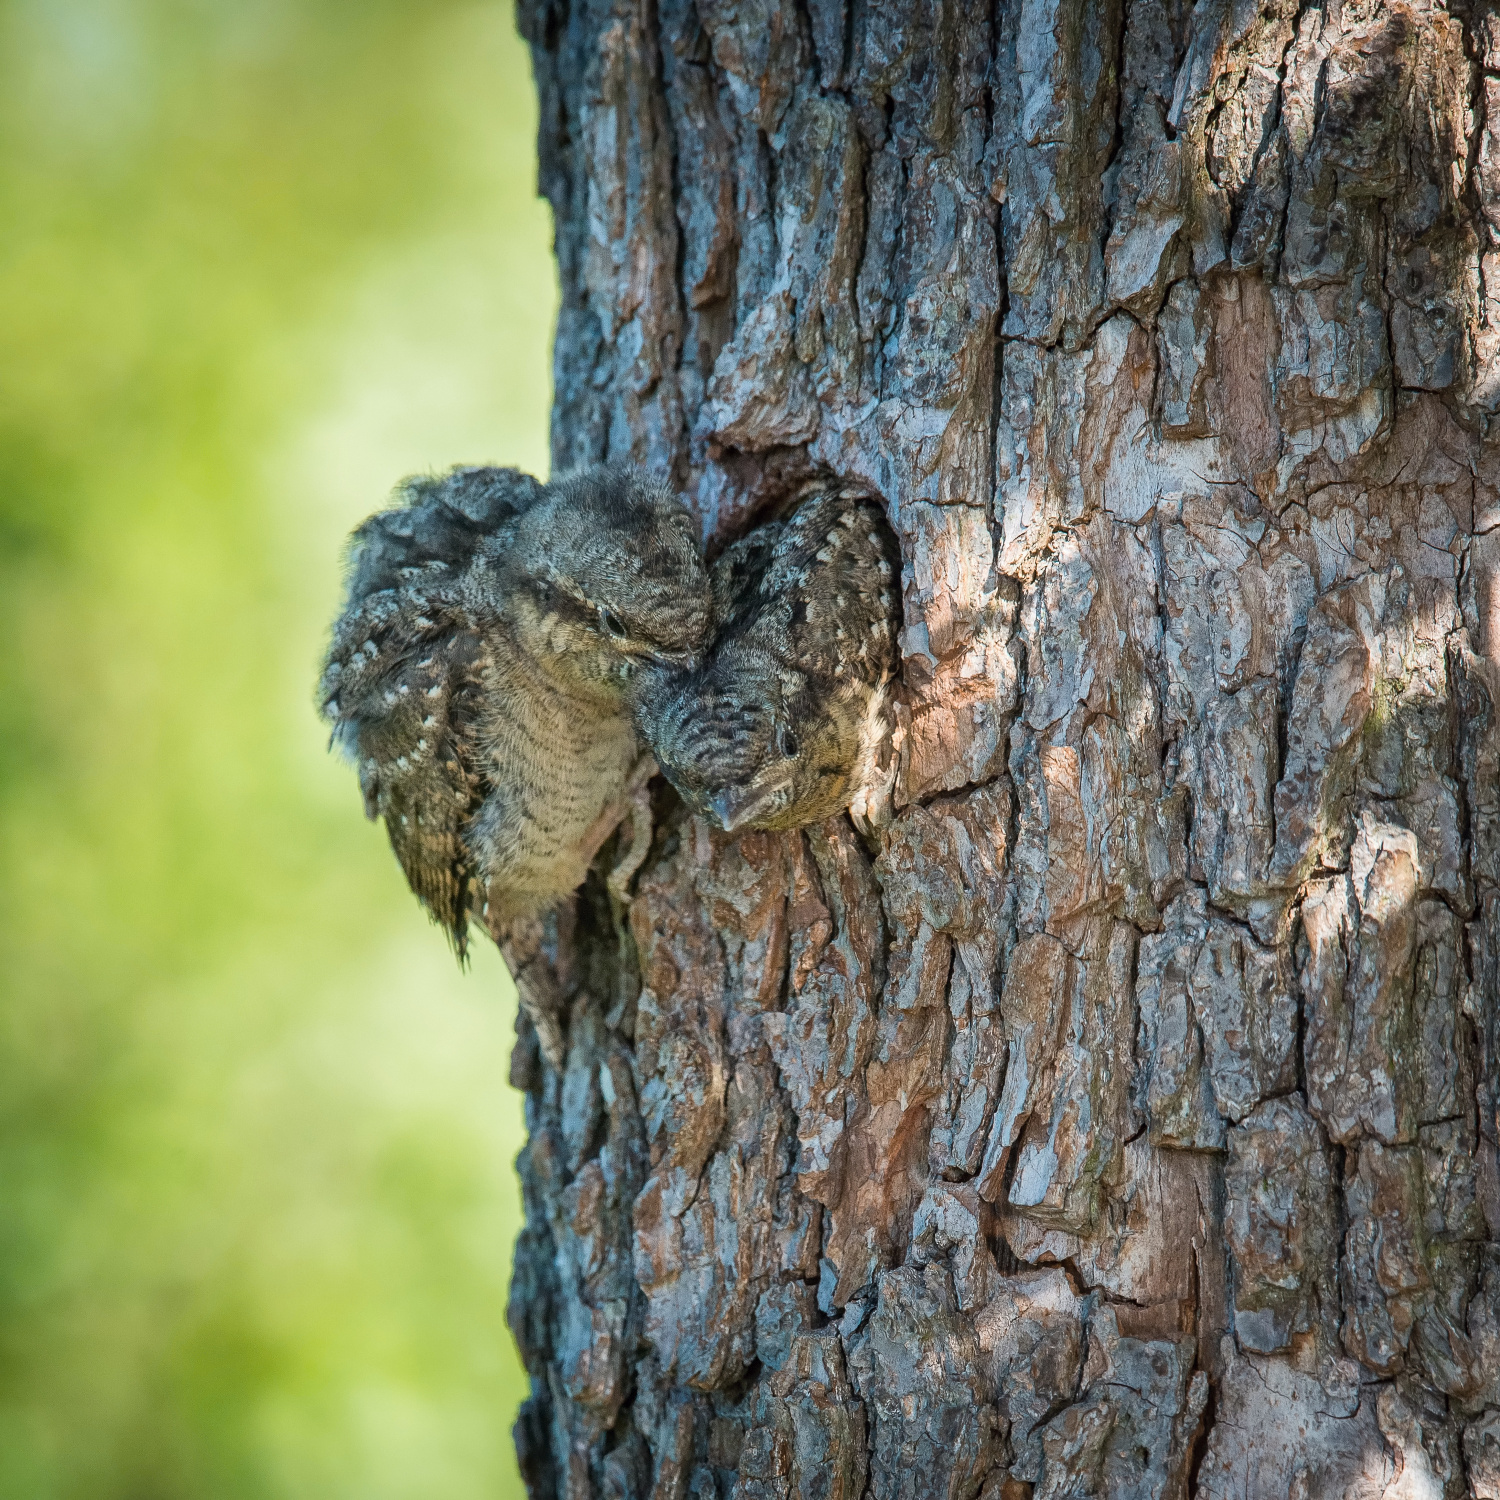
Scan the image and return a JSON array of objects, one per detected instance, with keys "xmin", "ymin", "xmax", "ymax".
[{"xmin": 0, "ymin": 2, "xmax": 554, "ymax": 1495}]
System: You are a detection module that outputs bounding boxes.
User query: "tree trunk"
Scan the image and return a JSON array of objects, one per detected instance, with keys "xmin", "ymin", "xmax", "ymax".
[{"xmin": 508, "ymin": 0, "xmax": 1500, "ymax": 1494}]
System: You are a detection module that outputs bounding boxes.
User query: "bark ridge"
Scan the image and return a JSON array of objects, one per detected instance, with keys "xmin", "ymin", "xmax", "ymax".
[{"xmin": 510, "ymin": 0, "xmax": 1500, "ymax": 1493}]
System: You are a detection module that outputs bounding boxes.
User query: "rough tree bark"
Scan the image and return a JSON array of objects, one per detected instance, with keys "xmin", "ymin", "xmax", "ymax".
[{"xmin": 507, "ymin": 1, "xmax": 1500, "ymax": 1494}]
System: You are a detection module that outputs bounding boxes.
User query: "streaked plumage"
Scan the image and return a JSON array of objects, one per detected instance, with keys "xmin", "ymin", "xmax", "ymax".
[
  {"xmin": 318, "ymin": 463, "xmax": 712, "ymax": 957},
  {"xmin": 638, "ymin": 485, "xmax": 900, "ymax": 834}
]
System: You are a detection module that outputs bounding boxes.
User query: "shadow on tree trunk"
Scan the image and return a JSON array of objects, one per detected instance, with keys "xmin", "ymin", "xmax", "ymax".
[{"xmin": 508, "ymin": 0, "xmax": 1500, "ymax": 1494}]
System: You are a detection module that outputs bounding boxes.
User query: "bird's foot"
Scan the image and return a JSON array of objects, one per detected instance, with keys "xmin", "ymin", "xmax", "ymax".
[
  {"xmin": 496, "ymin": 915, "xmax": 568, "ymax": 1074},
  {"xmin": 606, "ymin": 756, "xmax": 656, "ymax": 910}
]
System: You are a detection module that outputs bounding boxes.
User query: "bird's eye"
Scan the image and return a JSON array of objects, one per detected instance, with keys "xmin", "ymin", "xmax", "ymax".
[
  {"xmin": 599, "ymin": 606, "xmax": 627, "ymax": 638},
  {"xmin": 777, "ymin": 724, "xmax": 799, "ymax": 758}
]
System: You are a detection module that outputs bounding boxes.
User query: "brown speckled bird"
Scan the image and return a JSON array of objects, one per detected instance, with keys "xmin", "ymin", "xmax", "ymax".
[
  {"xmin": 317, "ymin": 464, "xmax": 712, "ymax": 961},
  {"xmin": 638, "ymin": 485, "xmax": 901, "ymax": 834}
]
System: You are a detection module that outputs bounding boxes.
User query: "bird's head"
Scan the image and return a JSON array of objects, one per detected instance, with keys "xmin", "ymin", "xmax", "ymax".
[
  {"xmin": 642, "ymin": 644, "xmax": 857, "ymax": 833},
  {"xmin": 496, "ymin": 467, "xmax": 712, "ymax": 702}
]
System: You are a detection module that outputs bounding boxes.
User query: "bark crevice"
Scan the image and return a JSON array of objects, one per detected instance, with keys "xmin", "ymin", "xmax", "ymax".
[{"xmin": 512, "ymin": 0, "xmax": 1500, "ymax": 1493}]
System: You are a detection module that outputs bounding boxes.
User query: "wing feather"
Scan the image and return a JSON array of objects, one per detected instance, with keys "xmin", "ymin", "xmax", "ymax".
[{"xmin": 320, "ymin": 479, "xmax": 513, "ymax": 956}]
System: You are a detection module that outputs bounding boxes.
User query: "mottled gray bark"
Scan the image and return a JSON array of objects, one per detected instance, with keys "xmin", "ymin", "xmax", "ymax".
[{"xmin": 508, "ymin": 1, "xmax": 1500, "ymax": 1494}]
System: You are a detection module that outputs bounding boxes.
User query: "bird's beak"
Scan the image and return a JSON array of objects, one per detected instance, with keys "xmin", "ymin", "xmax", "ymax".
[
  {"xmin": 708, "ymin": 785, "xmax": 783, "ymax": 833},
  {"xmin": 709, "ymin": 789, "xmax": 753, "ymax": 832}
]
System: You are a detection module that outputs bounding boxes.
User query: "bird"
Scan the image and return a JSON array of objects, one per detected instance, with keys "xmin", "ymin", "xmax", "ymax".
[
  {"xmin": 637, "ymin": 484, "xmax": 901, "ymax": 835},
  {"xmin": 317, "ymin": 463, "xmax": 713, "ymax": 963}
]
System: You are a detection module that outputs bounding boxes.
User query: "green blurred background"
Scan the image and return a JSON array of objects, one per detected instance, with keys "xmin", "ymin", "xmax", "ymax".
[{"xmin": 0, "ymin": 2, "xmax": 554, "ymax": 1495}]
